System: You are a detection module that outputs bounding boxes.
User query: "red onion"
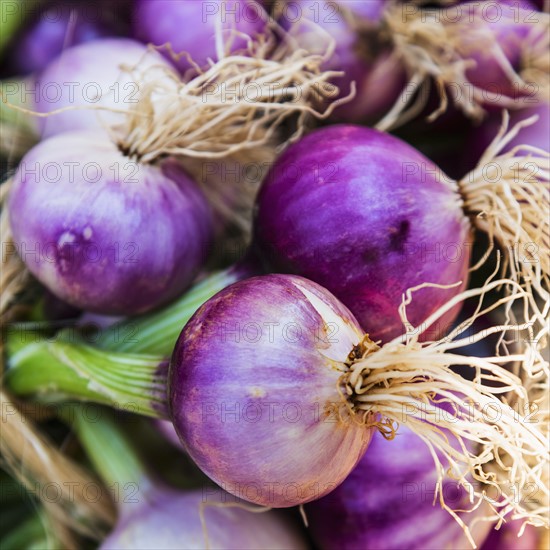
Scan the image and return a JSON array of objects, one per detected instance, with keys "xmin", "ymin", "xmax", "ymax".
[
  {"xmin": 65, "ymin": 407, "xmax": 307, "ymax": 550},
  {"xmin": 171, "ymin": 274, "xmax": 371, "ymax": 507},
  {"xmin": 9, "ymin": 2, "xmax": 117, "ymax": 76},
  {"xmin": 253, "ymin": 124, "xmax": 471, "ymax": 341},
  {"xmin": 35, "ymin": 37, "xmax": 177, "ymax": 138},
  {"xmin": 102, "ymin": 487, "xmax": 307, "ymax": 549},
  {"xmin": 305, "ymin": 427, "xmax": 494, "ymax": 550},
  {"xmin": 379, "ymin": 0, "xmax": 549, "ymax": 127},
  {"xmin": 253, "ymin": 123, "xmax": 549, "ymax": 341},
  {"xmin": 7, "ymin": 274, "xmax": 547, "ymax": 528},
  {"xmin": 500, "ymin": 102, "xmax": 550, "ymax": 151},
  {"xmin": 133, "ymin": 0, "xmax": 269, "ymax": 73},
  {"xmin": 8, "ymin": 131, "xmax": 213, "ymax": 315},
  {"xmin": 460, "ymin": 1, "xmax": 540, "ymax": 102},
  {"xmin": 169, "ymin": 273, "xmax": 548, "ymax": 521},
  {"xmin": 279, "ymin": 0, "xmax": 405, "ymax": 123}
]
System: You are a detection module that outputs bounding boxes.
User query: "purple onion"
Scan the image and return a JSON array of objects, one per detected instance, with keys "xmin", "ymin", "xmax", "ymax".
[
  {"xmin": 279, "ymin": 0, "xmax": 405, "ymax": 123},
  {"xmin": 133, "ymin": 0, "xmax": 269, "ymax": 73},
  {"xmin": 376, "ymin": 0, "xmax": 547, "ymax": 124},
  {"xmin": 305, "ymin": 427, "xmax": 494, "ymax": 550},
  {"xmin": 69, "ymin": 406, "xmax": 307, "ymax": 549},
  {"xmin": 102, "ymin": 487, "xmax": 307, "ymax": 549},
  {"xmin": 459, "ymin": 1, "xmax": 540, "ymax": 103},
  {"xmin": 10, "ymin": 2, "xmax": 116, "ymax": 75},
  {"xmin": 8, "ymin": 131, "xmax": 213, "ymax": 315},
  {"xmin": 170, "ymin": 274, "xmax": 373, "ymax": 507},
  {"xmin": 253, "ymin": 125, "xmax": 472, "ymax": 341},
  {"xmin": 35, "ymin": 38, "xmax": 176, "ymax": 138}
]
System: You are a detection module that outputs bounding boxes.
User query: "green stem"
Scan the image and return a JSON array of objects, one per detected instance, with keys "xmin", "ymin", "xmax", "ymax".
[
  {"xmin": 6, "ymin": 333, "xmax": 167, "ymax": 418},
  {"xmin": 0, "ymin": 1, "xmax": 42, "ymax": 53},
  {"xmin": 97, "ymin": 263, "xmax": 254, "ymax": 354},
  {"xmin": 61, "ymin": 405, "xmax": 151, "ymax": 504},
  {"xmin": 5, "ymin": 261, "xmax": 256, "ymax": 418},
  {"xmin": 1, "ymin": 514, "xmax": 55, "ymax": 550},
  {"xmin": 1, "ymin": 78, "xmax": 40, "ymax": 158}
]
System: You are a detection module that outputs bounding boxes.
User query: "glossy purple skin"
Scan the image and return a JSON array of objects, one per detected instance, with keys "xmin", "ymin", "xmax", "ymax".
[
  {"xmin": 170, "ymin": 274, "xmax": 373, "ymax": 507},
  {"xmin": 11, "ymin": 4, "xmax": 114, "ymax": 75},
  {"xmin": 133, "ymin": 0, "xmax": 268, "ymax": 73},
  {"xmin": 35, "ymin": 38, "xmax": 176, "ymax": 138},
  {"xmin": 305, "ymin": 427, "xmax": 494, "ymax": 550},
  {"xmin": 102, "ymin": 487, "xmax": 307, "ymax": 549},
  {"xmin": 9, "ymin": 131, "xmax": 213, "ymax": 315},
  {"xmin": 280, "ymin": 0, "xmax": 405, "ymax": 123},
  {"xmin": 253, "ymin": 125, "xmax": 472, "ymax": 342}
]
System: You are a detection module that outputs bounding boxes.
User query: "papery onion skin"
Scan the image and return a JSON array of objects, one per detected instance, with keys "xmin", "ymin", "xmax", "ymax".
[
  {"xmin": 305, "ymin": 427, "xmax": 494, "ymax": 550},
  {"xmin": 35, "ymin": 38, "xmax": 176, "ymax": 138},
  {"xmin": 101, "ymin": 487, "xmax": 307, "ymax": 550},
  {"xmin": 170, "ymin": 274, "xmax": 372, "ymax": 507},
  {"xmin": 253, "ymin": 125, "xmax": 472, "ymax": 341},
  {"xmin": 133, "ymin": 0, "xmax": 268, "ymax": 73},
  {"xmin": 279, "ymin": 0, "xmax": 405, "ymax": 123},
  {"xmin": 8, "ymin": 131, "xmax": 213, "ymax": 315}
]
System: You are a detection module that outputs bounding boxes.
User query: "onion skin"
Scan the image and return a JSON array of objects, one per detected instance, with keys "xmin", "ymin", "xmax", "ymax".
[
  {"xmin": 170, "ymin": 274, "xmax": 372, "ymax": 507},
  {"xmin": 9, "ymin": 131, "xmax": 213, "ymax": 315},
  {"xmin": 305, "ymin": 427, "xmax": 494, "ymax": 550},
  {"xmin": 133, "ymin": 0, "xmax": 268, "ymax": 73},
  {"xmin": 35, "ymin": 38, "xmax": 176, "ymax": 138},
  {"xmin": 101, "ymin": 487, "xmax": 307, "ymax": 549},
  {"xmin": 253, "ymin": 125, "xmax": 472, "ymax": 341}
]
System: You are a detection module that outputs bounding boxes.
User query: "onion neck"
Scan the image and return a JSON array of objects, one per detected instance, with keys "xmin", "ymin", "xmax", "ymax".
[
  {"xmin": 6, "ymin": 257, "xmax": 261, "ymax": 417},
  {"xmin": 6, "ymin": 331, "xmax": 168, "ymax": 419},
  {"xmin": 341, "ymin": 334, "xmax": 387, "ymax": 425}
]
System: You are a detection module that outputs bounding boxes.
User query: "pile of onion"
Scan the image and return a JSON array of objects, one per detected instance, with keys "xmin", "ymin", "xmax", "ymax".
[{"xmin": 7, "ymin": 273, "xmax": 549, "ymax": 536}]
